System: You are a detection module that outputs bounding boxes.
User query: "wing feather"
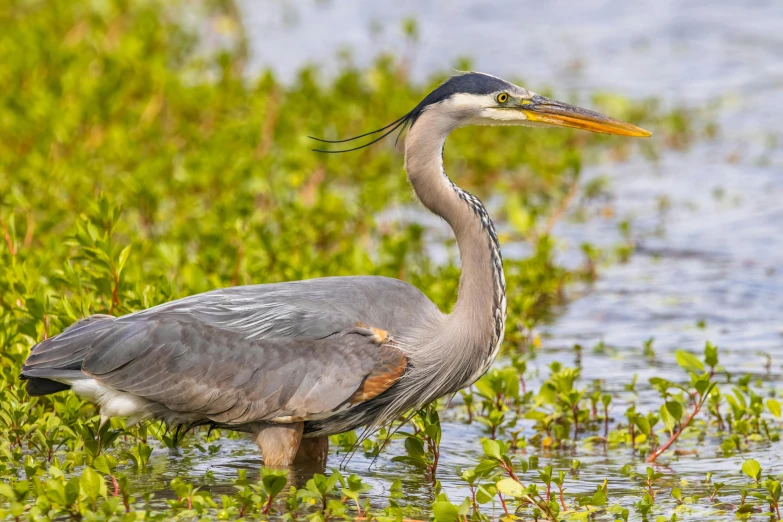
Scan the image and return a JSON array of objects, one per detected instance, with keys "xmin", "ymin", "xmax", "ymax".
[
  {"xmin": 22, "ymin": 276, "xmax": 437, "ymax": 423},
  {"xmin": 78, "ymin": 317, "xmax": 406, "ymax": 424}
]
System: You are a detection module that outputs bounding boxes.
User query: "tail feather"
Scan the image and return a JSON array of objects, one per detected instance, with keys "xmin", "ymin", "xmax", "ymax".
[
  {"xmin": 21, "ymin": 368, "xmax": 85, "ymax": 379},
  {"xmin": 25, "ymin": 378, "xmax": 71, "ymax": 397},
  {"xmin": 21, "ymin": 314, "xmax": 115, "ymax": 397}
]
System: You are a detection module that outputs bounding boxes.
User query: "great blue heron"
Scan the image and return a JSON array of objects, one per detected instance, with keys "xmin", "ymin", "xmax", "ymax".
[{"xmin": 21, "ymin": 72, "xmax": 650, "ymax": 466}]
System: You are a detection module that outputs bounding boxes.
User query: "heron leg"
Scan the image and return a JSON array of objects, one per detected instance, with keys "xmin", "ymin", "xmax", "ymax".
[
  {"xmin": 294, "ymin": 435, "xmax": 329, "ymax": 465},
  {"xmin": 252, "ymin": 422, "xmax": 303, "ymax": 466}
]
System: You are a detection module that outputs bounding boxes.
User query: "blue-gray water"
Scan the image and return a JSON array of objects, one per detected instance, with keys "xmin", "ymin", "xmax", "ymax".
[{"xmin": 133, "ymin": 1, "xmax": 783, "ymax": 518}]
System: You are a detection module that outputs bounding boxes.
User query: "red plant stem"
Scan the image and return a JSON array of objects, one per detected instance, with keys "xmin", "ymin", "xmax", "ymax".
[
  {"xmin": 24, "ymin": 213, "xmax": 34, "ymax": 248},
  {"xmin": 558, "ymin": 486, "xmax": 566, "ymax": 511},
  {"xmin": 111, "ymin": 475, "xmax": 119, "ymax": 497},
  {"xmin": 572, "ymin": 405, "xmax": 580, "ymax": 440},
  {"xmin": 498, "ymin": 493, "xmax": 509, "ymax": 516},
  {"xmin": 501, "ymin": 462, "xmax": 521, "ymax": 483},
  {"xmin": 647, "ymin": 398, "xmax": 703, "ymax": 463},
  {"xmin": 427, "ymin": 435, "xmax": 440, "ymax": 485},
  {"xmin": 1, "ymin": 219, "xmax": 15, "ymax": 256},
  {"xmin": 110, "ymin": 270, "xmax": 120, "ymax": 315}
]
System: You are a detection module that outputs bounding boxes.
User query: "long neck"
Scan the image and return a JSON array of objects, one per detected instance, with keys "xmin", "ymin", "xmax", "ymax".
[{"xmin": 404, "ymin": 110, "xmax": 506, "ymax": 381}]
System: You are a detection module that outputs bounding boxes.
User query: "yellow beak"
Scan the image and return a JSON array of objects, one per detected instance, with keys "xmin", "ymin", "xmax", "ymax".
[{"xmin": 520, "ymin": 95, "xmax": 652, "ymax": 137}]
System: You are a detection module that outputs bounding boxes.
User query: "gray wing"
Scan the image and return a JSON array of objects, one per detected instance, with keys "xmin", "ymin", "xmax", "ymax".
[
  {"xmin": 137, "ymin": 275, "xmax": 439, "ymax": 340},
  {"xmin": 23, "ymin": 276, "xmax": 439, "ymax": 423},
  {"xmin": 81, "ymin": 317, "xmax": 406, "ymax": 424}
]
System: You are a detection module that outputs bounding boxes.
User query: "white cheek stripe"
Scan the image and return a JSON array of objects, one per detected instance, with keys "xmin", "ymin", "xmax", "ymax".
[{"xmin": 438, "ymin": 93, "xmax": 536, "ymax": 126}]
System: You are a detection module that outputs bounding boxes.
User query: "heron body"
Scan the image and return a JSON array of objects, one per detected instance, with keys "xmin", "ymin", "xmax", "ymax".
[{"xmin": 21, "ymin": 72, "xmax": 649, "ymax": 466}]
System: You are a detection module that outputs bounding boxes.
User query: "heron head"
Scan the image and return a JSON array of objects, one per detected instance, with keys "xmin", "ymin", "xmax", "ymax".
[
  {"xmin": 310, "ymin": 72, "xmax": 650, "ymax": 153},
  {"xmin": 412, "ymin": 72, "xmax": 651, "ymax": 137}
]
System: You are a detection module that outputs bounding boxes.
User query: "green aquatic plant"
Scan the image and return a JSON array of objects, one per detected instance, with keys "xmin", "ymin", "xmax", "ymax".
[
  {"xmin": 646, "ymin": 345, "xmax": 719, "ymax": 462},
  {"xmin": 393, "ymin": 405, "xmax": 442, "ymax": 484},
  {"xmin": 524, "ymin": 362, "xmax": 593, "ymax": 449}
]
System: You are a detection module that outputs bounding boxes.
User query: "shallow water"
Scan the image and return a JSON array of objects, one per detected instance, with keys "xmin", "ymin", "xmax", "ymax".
[{"xmin": 132, "ymin": 0, "xmax": 783, "ymax": 517}]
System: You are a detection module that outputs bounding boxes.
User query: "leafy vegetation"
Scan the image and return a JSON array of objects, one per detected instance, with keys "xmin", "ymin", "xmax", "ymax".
[{"xmin": 2, "ymin": 0, "xmax": 778, "ymax": 521}]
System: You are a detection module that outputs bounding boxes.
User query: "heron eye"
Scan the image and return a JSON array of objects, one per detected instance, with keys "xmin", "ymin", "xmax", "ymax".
[{"xmin": 496, "ymin": 93, "xmax": 509, "ymax": 104}]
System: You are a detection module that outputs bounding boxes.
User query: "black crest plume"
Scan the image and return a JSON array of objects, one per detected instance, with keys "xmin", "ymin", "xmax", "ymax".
[{"xmin": 309, "ymin": 72, "xmax": 512, "ymax": 153}]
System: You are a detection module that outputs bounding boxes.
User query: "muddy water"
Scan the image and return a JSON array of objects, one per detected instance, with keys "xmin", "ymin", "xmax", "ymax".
[{"xmin": 129, "ymin": 0, "xmax": 783, "ymax": 517}]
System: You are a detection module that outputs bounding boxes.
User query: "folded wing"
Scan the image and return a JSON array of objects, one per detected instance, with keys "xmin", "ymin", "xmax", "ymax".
[{"xmin": 22, "ymin": 276, "xmax": 430, "ymax": 425}]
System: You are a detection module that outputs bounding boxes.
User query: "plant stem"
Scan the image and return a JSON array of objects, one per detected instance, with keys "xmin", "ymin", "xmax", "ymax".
[
  {"xmin": 0, "ymin": 218, "xmax": 16, "ymax": 256},
  {"xmin": 262, "ymin": 496, "xmax": 273, "ymax": 515},
  {"xmin": 572, "ymin": 405, "xmax": 579, "ymax": 440},
  {"xmin": 498, "ymin": 493, "xmax": 509, "ymax": 516},
  {"xmin": 647, "ymin": 397, "xmax": 703, "ymax": 463}
]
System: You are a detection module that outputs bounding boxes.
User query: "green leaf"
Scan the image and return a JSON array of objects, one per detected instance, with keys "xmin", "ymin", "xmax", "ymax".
[
  {"xmin": 742, "ymin": 459, "xmax": 762, "ymax": 481},
  {"xmin": 476, "ymin": 485, "xmax": 496, "ymax": 504},
  {"xmin": 79, "ymin": 466, "xmax": 105, "ymax": 502},
  {"xmin": 0, "ymin": 483, "xmax": 15, "ymax": 500},
  {"xmin": 660, "ymin": 404, "xmax": 676, "ymax": 434},
  {"xmin": 704, "ymin": 342, "xmax": 719, "ymax": 367},
  {"xmin": 404, "ymin": 436, "xmax": 426, "ymax": 460},
  {"xmin": 675, "ymin": 350, "xmax": 704, "ymax": 374},
  {"xmin": 692, "ymin": 373, "xmax": 712, "ymax": 396},
  {"xmin": 767, "ymin": 399, "xmax": 781, "ymax": 419},
  {"xmin": 432, "ymin": 501, "xmax": 460, "ymax": 522},
  {"xmin": 117, "ymin": 244, "xmax": 132, "ymax": 276},
  {"xmin": 171, "ymin": 478, "xmax": 192, "ymax": 499},
  {"xmin": 263, "ymin": 474, "xmax": 287, "ymax": 498},
  {"xmin": 92, "ymin": 454, "xmax": 116, "ymax": 475},
  {"xmin": 591, "ymin": 489, "xmax": 607, "ymax": 506},
  {"xmin": 45, "ymin": 479, "xmax": 67, "ymax": 506},
  {"xmin": 326, "ymin": 498, "xmax": 346, "ymax": 517},
  {"xmin": 496, "ymin": 478, "xmax": 524, "ymax": 497},
  {"xmin": 482, "ymin": 439, "xmax": 502, "ymax": 461},
  {"xmin": 665, "ymin": 401, "xmax": 683, "ymax": 421},
  {"xmin": 634, "ymin": 416, "xmax": 651, "ymax": 435},
  {"xmin": 65, "ymin": 477, "xmax": 80, "ymax": 506},
  {"xmin": 474, "ymin": 459, "xmax": 499, "ymax": 475},
  {"xmin": 767, "ymin": 480, "xmax": 781, "ymax": 501}
]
